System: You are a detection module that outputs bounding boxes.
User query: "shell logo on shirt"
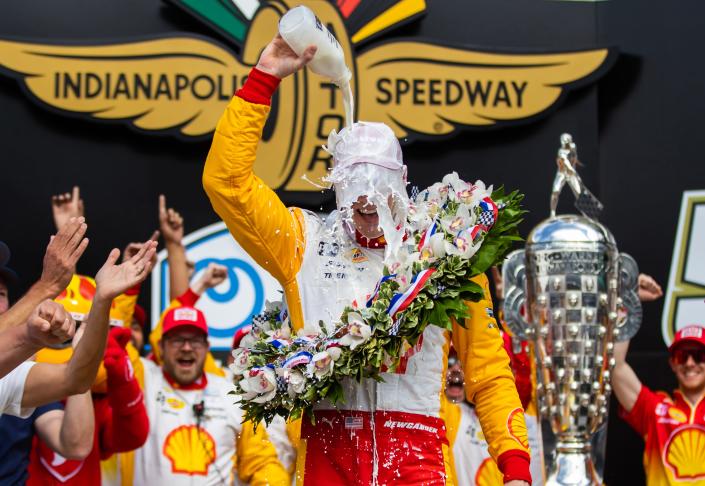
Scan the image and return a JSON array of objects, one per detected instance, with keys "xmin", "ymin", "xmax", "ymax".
[
  {"xmin": 163, "ymin": 425, "xmax": 216, "ymax": 475},
  {"xmin": 507, "ymin": 407, "xmax": 529, "ymax": 449},
  {"xmin": 663, "ymin": 425, "xmax": 705, "ymax": 480},
  {"xmin": 166, "ymin": 397, "xmax": 186, "ymax": 410},
  {"xmin": 475, "ymin": 457, "xmax": 503, "ymax": 486}
]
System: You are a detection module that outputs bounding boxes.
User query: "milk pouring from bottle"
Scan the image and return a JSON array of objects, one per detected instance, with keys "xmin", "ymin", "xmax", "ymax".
[{"xmin": 279, "ymin": 5, "xmax": 354, "ymax": 127}]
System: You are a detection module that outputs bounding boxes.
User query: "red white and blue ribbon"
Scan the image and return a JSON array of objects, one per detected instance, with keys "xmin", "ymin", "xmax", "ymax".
[
  {"xmin": 366, "ymin": 274, "xmax": 397, "ymax": 308},
  {"xmin": 282, "ymin": 351, "xmax": 313, "ymax": 368},
  {"xmin": 387, "ymin": 268, "xmax": 436, "ymax": 318},
  {"xmin": 417, "ymin": 218, "xmax": 439, "ymax": 251},
  {"xmin": 478, "ymin": 197, "xmax": 498, "ymax": 230},
  {"xmin": 268, "ymin": 338, "xmax": 291, "ymax": 349}
]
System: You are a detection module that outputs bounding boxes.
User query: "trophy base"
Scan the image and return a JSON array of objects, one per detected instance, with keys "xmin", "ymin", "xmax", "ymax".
[{"xmin": 546, "ymin": 442, "xmax": 602, "ymax": 486}]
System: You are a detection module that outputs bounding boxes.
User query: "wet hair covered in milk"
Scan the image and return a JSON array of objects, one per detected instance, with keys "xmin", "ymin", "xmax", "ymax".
[{"xmin": 323, "ymin": 121, "xmax": 409, "ymax": 262}]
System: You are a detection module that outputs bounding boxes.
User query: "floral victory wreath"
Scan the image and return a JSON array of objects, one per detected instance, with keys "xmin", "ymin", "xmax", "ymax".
[{"xmin": 230, "ymin": 172, "xmax": 525, "ymax": 426}]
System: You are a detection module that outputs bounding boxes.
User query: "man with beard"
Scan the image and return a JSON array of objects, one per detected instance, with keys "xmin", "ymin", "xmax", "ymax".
[
  {"xmin": 202, "ymin": 33, "xmax": 531, "ymax": 485},
  {"xmin": 132, "ymin": 306, "xmax": 288, "ymax": 485}
]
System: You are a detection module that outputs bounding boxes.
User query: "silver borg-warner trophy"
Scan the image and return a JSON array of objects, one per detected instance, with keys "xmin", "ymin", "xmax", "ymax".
[{"xmin": 503, "ymin": 134, "xmax": 642, "ymax": 485}]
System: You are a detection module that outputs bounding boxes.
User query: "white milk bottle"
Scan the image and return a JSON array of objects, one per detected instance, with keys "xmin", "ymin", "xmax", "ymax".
[{"xmin": 279, "ymin": 5, "xmax": 354, "ymax": 127}]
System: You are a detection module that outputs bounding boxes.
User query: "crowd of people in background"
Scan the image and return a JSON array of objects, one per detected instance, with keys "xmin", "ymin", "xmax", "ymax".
[{"xmin": 0, "ymin": 181, "xmax": 702, "ymax": 486}]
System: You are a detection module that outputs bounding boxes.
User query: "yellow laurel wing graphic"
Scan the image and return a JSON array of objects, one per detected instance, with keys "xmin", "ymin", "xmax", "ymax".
[
  {"xmin": 664, "ymin": 426, "xmax": 705, "ymax": 480},
  {"xmin": 475, "ymin": 457, "xmax": 504, "ymax": 486},
  {"xmin": 0, "ymin": 37, "xmax": 249, "ymax": 137},
  {"xmin": 163, "ymin": 425, "xmax": 216, "ymax": 475},
  {"xmin": 356, "ymin": 42, "xmax": 612, "ymax": 138}
]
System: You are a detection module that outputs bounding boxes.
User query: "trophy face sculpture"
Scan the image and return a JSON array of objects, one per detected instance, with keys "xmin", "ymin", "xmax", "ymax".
[{"xmin": 503, "ymin": 134, "xmax": 642, "ymax": 485}]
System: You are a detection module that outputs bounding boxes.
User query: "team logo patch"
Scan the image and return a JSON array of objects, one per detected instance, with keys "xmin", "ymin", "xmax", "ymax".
[
  {"xmin": 346, "ymin": 248, "xmax": 368, "ymax": 264},
  {"xmin": 664, "ymin": 426, "xmax": 705, "ymax": 480},
  {"xmin": 475, "ymin": 457, "xmax": 503, "ymax": 486},
  {"xmin": 166, "ymin": 397, "xmax": 185, "ymax": 410},
  {"xmin": 163, "ymin": 425, "xmax": 216, "ymax": 475},
  {"xmin": 507, "ymin": 408, "xmax": 529, "ymax": 449},
  {"xmin": 668, "ymin": 408, "xmax": 688, "ymax": 424},
  {"xmin": 173, "ymin": 307, "xmax": 198, "ymax": 322}
]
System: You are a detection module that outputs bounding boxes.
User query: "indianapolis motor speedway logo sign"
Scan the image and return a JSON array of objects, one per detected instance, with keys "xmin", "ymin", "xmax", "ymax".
[{"xmin": 0, "ymin": 0, "xmax": 615, "ymax": 192}]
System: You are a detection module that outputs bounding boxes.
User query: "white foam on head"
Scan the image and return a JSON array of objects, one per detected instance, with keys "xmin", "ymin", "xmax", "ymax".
[{"xmin": 323, "ymin": 121, "xmax": 409, "ymax": 262}]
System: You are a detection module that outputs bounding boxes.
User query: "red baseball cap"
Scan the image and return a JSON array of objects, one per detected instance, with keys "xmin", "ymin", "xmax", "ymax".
[
  {"xmin": 669, "ymin": 325, "xmax": 705, "ymax": 353},
  {"xmin": 162, "ymin": 306, "xmax": 208, "ymax": 336}
]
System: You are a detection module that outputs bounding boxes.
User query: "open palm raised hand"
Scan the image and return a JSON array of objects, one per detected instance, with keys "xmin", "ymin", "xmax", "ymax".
[{"xmin": 95, "ymin": 240, "xmax": 158, "ymax": 301}]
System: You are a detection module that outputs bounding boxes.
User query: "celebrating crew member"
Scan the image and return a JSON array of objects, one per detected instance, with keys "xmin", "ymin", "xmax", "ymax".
[
  {"xmin": 203, "ymin": 34, "xmax": 531, "ymax": 485},
  {"xmin": 132, "ymin": 306, "xmax": 288, "ymax": 485},
  {"xmin": 0, "ymin": 260, "xmax": 94, "ymax": 485},
  {"xmin": 445, "ymin": 338, "xmax": 542, "ymax": 486},
  {"xmin": 613, "ymin": 321, "xmax": 705, "ymax": 485}
]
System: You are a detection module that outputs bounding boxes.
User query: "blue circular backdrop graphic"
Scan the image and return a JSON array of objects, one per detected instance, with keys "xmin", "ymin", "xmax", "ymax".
[{"xmin": 192, "ymin": 258, "xmax": 265, "ymax": 337}]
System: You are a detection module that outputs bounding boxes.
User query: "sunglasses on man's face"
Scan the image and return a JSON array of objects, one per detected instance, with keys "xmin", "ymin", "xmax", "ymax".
[{"xmin": 672, "ymin": 348, "xmax": 705, "ymax": 365}]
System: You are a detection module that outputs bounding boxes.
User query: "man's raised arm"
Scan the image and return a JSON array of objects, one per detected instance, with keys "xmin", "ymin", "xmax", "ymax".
[
  {"xmin": 21, "ymin": 240, "xmax": 157, "ymax": 409},
  {"xmin": 0, "ymin": 217, "xmax": 88, "ymax": 335},
  {"xmin": 202, "ymin": 36, "xmax": 316, "ymax": 290}
]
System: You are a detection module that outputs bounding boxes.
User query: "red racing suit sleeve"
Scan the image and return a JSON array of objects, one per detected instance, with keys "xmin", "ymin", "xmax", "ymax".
[
  {"xmin": 99, "ymin": 328, "xmax": 149, "ymax": 458},
  {"xmin": 618, "ymin": 384, "xmax": 662, "ymax": 437},
  {"xmin": 452, "ymin": 273, "xmax": 532, "ymax": 484}
]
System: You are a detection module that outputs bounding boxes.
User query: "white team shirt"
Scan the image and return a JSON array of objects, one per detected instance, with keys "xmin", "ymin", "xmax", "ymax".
[
  {"xmin": 0, "ymin": 361, "xmax": 35, "ymax": 418},
  {"xmin": 133, "ymin": 359, "xmax": 243, "ymax": 486},
  {"xmin": 453, "ymin": 402, "xmax": 543, "ymax": 486}
]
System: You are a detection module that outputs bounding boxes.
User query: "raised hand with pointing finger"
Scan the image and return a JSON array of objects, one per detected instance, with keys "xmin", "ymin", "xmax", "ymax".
[{"xmin": 51, "ymin": 186, "xmax": 84, "ymax": 231}]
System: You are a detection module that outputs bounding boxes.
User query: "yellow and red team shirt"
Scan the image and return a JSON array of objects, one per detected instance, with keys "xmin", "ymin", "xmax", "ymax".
[
  {"xmin": 132, "ymin": 359, "xmax": 288, "ymax": 486},
  {"xmin": 450, "ymin": 402, "xmax": 544, "ymax": 486},
  {"xmin": 620, "ymin": 385, "xmax": 705, "ymax": 485}
]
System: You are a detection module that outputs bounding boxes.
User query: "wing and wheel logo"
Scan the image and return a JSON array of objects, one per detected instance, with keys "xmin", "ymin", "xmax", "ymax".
[{"xmin": 0, "ymin": 0, "xmax": 615, "ymax": 192}]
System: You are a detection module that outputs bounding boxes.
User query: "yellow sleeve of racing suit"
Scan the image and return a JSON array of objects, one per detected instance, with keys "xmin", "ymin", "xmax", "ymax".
[
  {"xmin": 202, "ymin": 95, "xmax": 307, "ymax": 329},
  {"xmin": 452, "ymin": 273, "xmax": 531, "ymax": 476},
  {"xmin": 236, "ymin": 420, "xmax": 290, "ymax": 486},
  {"xmin": 148, "ymin": 296, "xmax": 224, "ymax": 377}
]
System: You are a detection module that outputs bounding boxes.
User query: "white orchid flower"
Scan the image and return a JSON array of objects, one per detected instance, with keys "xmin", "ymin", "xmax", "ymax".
[
  {"xmin": 239, "ymin": 367, "xmax": 277, "ymax": 403},
  {"xmin": 440, "ymin": 203, "xmax": 475, "ymax": 235},
  {"xmin": 446, "ymin": 227, "xmax": 483, "ymax": 259},
  {"xmin": 308, "ymin": 351, "xmax": 335, "ymax": 379},
  {"xmin": 339, "ymin": 312, "xmax": 373, "ymax": 350},
  {"xmin": 442, "ymin": 172, "xmax": 470, "ymax": 201},
  {"xmin": 429, "ymin": 232, "xmax": 448, "ymax": 258},
  {"xmin": 287, "ymin": 369, "xmax": 306, "ymax": 396},
  {"xmin": 228, "ymin": 348, "xmax": 251, "ymax": 377},
  {"xmin": 239, "ymin": 332, "xmax": 258, "ymax": 350},
  {"xmin": 469, "ymin": 180, "xmax": 493, "ymax": 203},
  {"xmin": 326, "ymin": 345, "xmax": 343, "ymax": 361},
  {"xmin": 265, "ymin": 322, "xmax": 291, "ymax": 341}
]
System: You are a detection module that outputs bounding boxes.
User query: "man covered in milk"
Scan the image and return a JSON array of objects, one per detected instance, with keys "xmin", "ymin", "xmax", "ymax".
[{"xmin": 202, "ymin": 10, "xmax": 532, "ymax": 485}]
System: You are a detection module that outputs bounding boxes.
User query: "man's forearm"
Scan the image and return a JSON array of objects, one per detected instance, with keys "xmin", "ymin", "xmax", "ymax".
[
  {"xmin": 59, "ymin": 391, "xmax": 94, "ymax": 458},
  {"xmin": 0, "ymin": 324, "xmax": 41, "ymax": 379},
  {"xmin": 166, "ymin": 241, "xmax": 189, "ymax": 300},
  {"xmin": 0, "ymin": 282, "xmax": 55, "ymax": 333},
  {"xmin": 66, "ymin": 294, "xmax": 111, "ymax": 392},
  {"xmin": 612, "ymin": 340, "xmax": 641, "ymax": 412}
]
